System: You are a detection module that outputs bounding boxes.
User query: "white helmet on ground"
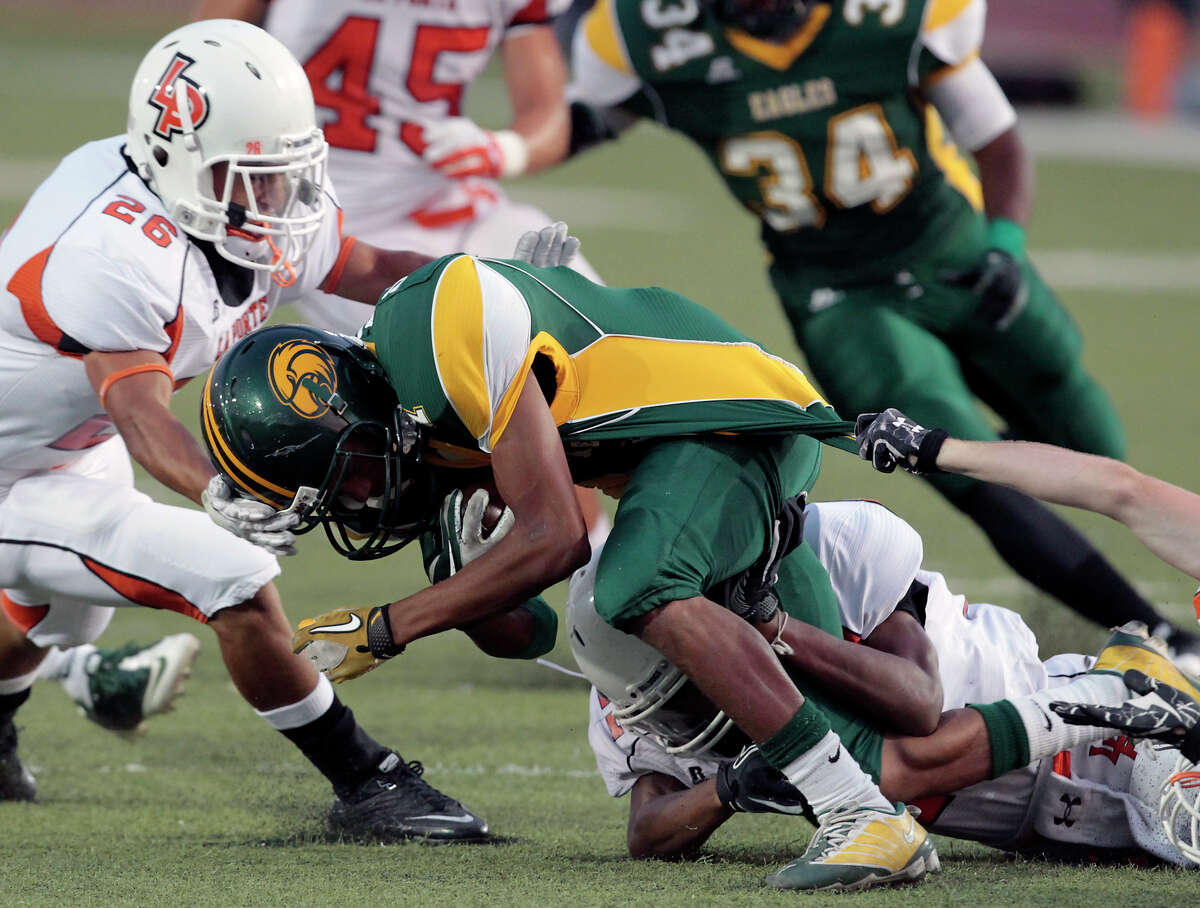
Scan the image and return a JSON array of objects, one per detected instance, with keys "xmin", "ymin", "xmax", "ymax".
[
  {"xmin": 566, "ymin": 545, "xmax": 737, "ymax": 757},
  {"xmin": 1158, "ymin": 752, "xmax": 1200, "ymax": 865},
  {"xmin": 126, "ymin": 19, "xmax": 328, "ymax": 280}
]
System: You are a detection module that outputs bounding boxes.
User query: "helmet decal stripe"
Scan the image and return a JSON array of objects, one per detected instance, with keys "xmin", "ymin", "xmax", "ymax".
[{"xmin": 201, "ymin": 369, "xmax": 296, "ymax": 503}]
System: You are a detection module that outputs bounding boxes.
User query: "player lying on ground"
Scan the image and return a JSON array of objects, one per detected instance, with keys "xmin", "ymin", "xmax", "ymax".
[
  {"xmin": 0, "ymin": 18, "xmax": 565, "ymax": 836},
  {"xmin": 559, "ymin": 0, "xmax": 1200, "ymax": 658},
  {"xmin": 203, "ymin": 256, "xmax": 945, "ymax": 891},
  {"xmin": 565, "ymin": 499, "xmax": 1200, "ymax": 868},
  {"xmin": 195, "ymin": 0, "xmax": 614, "ymax": 543}
]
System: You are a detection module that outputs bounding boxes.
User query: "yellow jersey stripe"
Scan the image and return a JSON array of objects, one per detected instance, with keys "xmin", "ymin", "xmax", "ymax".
[
  {"xmin": 584, "ymin": 0, "xmax": 633, "ymax": 76},
  {"xmin": 725, "ymin": 4, "xmax": 831, "ymax": 72},
  {"xmin": 568, "ymin": 335, "xmax": 829, "ymax": 422},
  {"xmin": 201, "ymin": 370, "xmax": 295, "ymax": 504},
  {"xmin": 924, "ymin": 105, "xmax": 982, "ymax": 210},
  {"xmin": 432, "ymin": 255, "xmax": 490, "ymax": 442},
  {"xmin": 924, "ymin": 0, "xmax": 973, "ymax": 32}
]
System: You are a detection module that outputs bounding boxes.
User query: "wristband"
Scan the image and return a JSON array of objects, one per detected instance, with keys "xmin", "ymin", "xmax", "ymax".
[
  {"xmin": 986, "ymin": 218, "xmax": 1026, "ymax": 259},
  {"xmin": 366, "ymin": 605, "xmax": 405, "ymax": 659},
  {"xmin": 492, "ymin": 129, "xmax": 530, "ymax": 179},
  {"xmin": 915, "ymin": 428, "xmax": 949, "ymax": 474}
]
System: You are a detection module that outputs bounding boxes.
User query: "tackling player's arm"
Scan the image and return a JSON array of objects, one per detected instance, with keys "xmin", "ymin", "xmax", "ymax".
[
  {"xmin": 322, "ymin": 240, "xmax": 433, "ymax": 307},
  {"xmin": 499, "ymin": 27, "xmax": 570, "ymax": 172},
  {"xmin": 381, "ymin": 371, "xmax": 590, "ymax": 647},
  {"xmin": 755, "ymin": 610, "xmax": 943, "ymax": 735},
  {"xmin": 561, "ymin": 0, "xmax": 644, "ymax": 159},
  {"xmin": 84, "ymin": 350, "xmax": 214, "ymax": 504},
  {"xmin": 625, "ymin": 772, "xmax": 731, "ymax": 860}
]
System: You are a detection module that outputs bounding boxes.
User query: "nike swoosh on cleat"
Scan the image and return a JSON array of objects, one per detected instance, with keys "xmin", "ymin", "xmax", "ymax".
[
  {"xmin": 828, "ymin": 747, "xmax": 841, "ymax": 764},
  {"xmin": 308, "ymin": 614, "xmax": 363, "ymax": 635},
  {"xmin": 410, "ymin": 812, "xmax": 477, "ymax": 824}
]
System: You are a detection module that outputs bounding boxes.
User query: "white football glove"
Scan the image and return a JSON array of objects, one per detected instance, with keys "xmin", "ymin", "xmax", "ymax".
[
  {"xmin": 202, "ymin": 475, "xmax": 299, "ymax": 557},
  {"xmin": 513, "ymin": 221, "xmax": 581, "ymax": 269},
  {"xmin": 428, "ymin": 488, "xmax": 516, "ymax": 582},
  {"xmin": 421, "ymin": 117, "xmax": 529, "ymax": 180}
]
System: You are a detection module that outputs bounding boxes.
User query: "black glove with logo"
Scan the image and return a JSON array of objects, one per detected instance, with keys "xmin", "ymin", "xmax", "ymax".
[
  {"xmin": 854, "ymin": 409, "xmax": 948, "ymax": 475},
  {"xmin": 716, "ymin": 745, "xmax": 813, "ymax": 820}
]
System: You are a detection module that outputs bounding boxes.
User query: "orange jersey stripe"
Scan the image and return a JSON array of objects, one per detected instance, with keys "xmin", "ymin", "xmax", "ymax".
[{"xmin": 1, "ymin": 592, "xmax": 49, "ymax": 634}]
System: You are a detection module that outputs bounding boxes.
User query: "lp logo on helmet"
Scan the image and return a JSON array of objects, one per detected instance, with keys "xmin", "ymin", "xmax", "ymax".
[
  {"xmin": 148, "ymin": 53, "xmax": 210, "ymax": 141},
  {"xmin": 268, "ymin": 340, "xmax": 340, "ymax": 419}
]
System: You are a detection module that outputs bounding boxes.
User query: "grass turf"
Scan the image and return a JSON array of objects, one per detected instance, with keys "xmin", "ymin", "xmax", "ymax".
[{"xmin": 3, "ymin": 5, "xmax": 1200, "ymax": 904}]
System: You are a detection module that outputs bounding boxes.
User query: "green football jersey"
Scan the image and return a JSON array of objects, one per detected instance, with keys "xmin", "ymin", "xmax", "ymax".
[
  {"xmin": 360, "ymin": 255, "xmax": 853, "ymax": 480},
  {"xmin": 576, "ymin": 0, "xmax": 985, "ymax": 275}
]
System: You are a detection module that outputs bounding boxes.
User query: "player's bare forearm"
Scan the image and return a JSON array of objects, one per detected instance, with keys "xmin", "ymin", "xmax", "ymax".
[
  {"xmin": 880, "ymin": 708, "xmax": 993, "ymax": 801},
  {"xmin": 191, "ymin": 0, "xmax": 267, "ymax": 23},
  {"xmin": 974, "ymin": 125, "xmax": 1033, "ymax": 226},
  {"xmin": 325, "ymin": 242, "xmax": 433, "ymax": 305},
  {"xmin": 626, "ymin": 773, "xmax": 732, "ymax": 860},
  {"xmin": 938, "ymin": 437, "xmax": 1200, "ymax": 581},
  {"xmin": 85, "ymin": 351, "xmax": 215, "ymax": 503},
  {"xmin": 500, "ymin": 27, "xmax": 570, "ymax": 172},
  {"xmin": 761, "ymin": 613, "xmax": 942, "ymax": 735},
  {"xmin": 385, "ymin": 375, "xmax": 588, "ymax": 646}
]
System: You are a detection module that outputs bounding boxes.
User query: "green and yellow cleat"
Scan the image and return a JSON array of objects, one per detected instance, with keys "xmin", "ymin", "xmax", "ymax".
[
  {"xmin": 764, "ymin": 803, "xmax": 939, "ymax": 892},
  {"xmin": 1090, "ymin": 622, "xmax": 1200, "ymax": 702}
]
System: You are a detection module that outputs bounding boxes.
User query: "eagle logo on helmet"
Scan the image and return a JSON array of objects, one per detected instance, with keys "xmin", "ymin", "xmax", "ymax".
[
  {"xmin": 267, "ymin": 340, "xmax": 342, "ymax": 419},
  {"xmin": 148, "ymin": 53, "xmax": 210, "ymax": 141}
]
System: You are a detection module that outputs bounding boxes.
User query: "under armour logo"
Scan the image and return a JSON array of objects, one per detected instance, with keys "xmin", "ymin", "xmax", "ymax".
[{"xmin": 1052, "ymin": 794, "xmax": 1082, "ymax": 827}]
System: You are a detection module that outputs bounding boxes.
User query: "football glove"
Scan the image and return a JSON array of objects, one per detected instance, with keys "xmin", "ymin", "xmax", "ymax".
[
  {"xmin": 941, "ymin": 248, "xmax": 1028, "ymax": 331},
  {"xmin": 292, "ymin": 605, "xmax": 404, "ymax": 684},
  {"xmin": 1051, "ymin": 669, "xmax": 1200, "ymax": 763},
  {"xmin": 716, "ymin": 745, "xmax": 813, "ymax": 819},
  {"xmin": 427, "ymin": 488, "xmax": 516, "ymax": 583},
  {"xmin": 854, "ymin": 409, "xmax": 948, "ymax": 476},
  {"xmin": 421, "ymin": 116, "xmax": 529, "ymax": 180},
  {"xmin": 513, "ymin": 221, "xmax": 581, "ymax": 269},
  {"xmin": 718, "ymin": 492, "xmax": 807, "ymax": 624},
  {"xmin": 202, "ymin": 475, "xmax": 298, "ymax": 557}
]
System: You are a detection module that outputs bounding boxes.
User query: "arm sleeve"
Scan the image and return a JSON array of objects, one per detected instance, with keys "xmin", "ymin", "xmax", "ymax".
[
  {"xmin": 915, "ymin": 0, "xmax": 1015, "ymax": 152},
  {"xmin": 505, "ymin": 597, "xmax": 560, "ymax": 659},
  {"xmin": 569, "ymin": 0, "xmax": 643, "ymax": 109}
]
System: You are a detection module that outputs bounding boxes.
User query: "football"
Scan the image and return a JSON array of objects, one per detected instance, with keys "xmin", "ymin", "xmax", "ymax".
[{"xmin": 458, "ymin": 481, "xmax": 507, "ymax": 537}]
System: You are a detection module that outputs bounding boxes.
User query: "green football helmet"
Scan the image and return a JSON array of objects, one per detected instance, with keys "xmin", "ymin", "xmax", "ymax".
[
  {"xmin": 201, "ymin": 324, "xmax": 433, "ymax": 560},
  {"xmin": 706, "ymin": 0, "xmax": 810, "ymax": 39}
]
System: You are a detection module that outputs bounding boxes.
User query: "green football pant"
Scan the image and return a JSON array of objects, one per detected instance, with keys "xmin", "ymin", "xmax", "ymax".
[{"xmin": 771, "ymin": 241, "xmax": 1126, "ymax": 501}]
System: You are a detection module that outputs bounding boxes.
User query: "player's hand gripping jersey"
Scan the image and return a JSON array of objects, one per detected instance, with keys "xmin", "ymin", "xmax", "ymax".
[
  {"xmin": 360, "ymin": 254, "xmax": 853, "ymax": 478},
  {"xmin": 264, "ymin": 0, "xmax": 569, "ymax": 228},
  {"xmin": 0, "ymin": 137, "xmax": 347, "ymax": 486},
  {"xmin": 572, "ymin": 0, "xmax": 994, "ymax": 275}
]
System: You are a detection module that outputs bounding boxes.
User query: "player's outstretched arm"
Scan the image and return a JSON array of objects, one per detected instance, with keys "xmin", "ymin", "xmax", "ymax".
[
  {"xmin": 321, "ymin": 241, "xmax": 433, "ymax": 307},
  {"xmin": 857, "ymin": 409, "xmax": 1200, "ymax": 582},
  {"xmin": 498, "ymin": 27, "xmax": 570, "ymax": 173}
]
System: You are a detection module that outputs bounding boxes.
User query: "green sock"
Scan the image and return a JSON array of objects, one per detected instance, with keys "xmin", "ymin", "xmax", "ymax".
[
  {"xmin": 759, "ymin": 699, "xmax": 832, "ymax": 770},
  {"xmin": 970, "ymin": 701, "xmax": 1030, "ymax": 778}
]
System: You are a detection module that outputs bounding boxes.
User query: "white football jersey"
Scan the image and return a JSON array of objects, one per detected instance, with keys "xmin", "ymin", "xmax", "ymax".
[
  {"xmin": 0, "ymin": 136, "xmax": 345, "ymax": 485},
  {"xmin": 264, "ymin": 0, "xmax": 570, "ymax": 230}
]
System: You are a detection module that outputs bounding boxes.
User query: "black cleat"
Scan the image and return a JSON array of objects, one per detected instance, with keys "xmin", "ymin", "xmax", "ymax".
[
  {"xmin": 0, "ymin": 717, "xmax": 36, "ymax": 802},
  {"xmin": 327, "ymin": 752, "xmax": 488, "ymax": 843}
]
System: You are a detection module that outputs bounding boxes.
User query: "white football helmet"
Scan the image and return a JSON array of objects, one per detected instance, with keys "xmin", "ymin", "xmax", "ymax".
[
  {"xmin": 1159, "ymin": 752, "xmax": 1200, "ymax": 865},
  {"xmin": 126, "ymin": 19, "xmax": 328, "ymax": 281},
  {"xmin": 566, "ymin": 546, "xmax": 737, "ymax": 756}
]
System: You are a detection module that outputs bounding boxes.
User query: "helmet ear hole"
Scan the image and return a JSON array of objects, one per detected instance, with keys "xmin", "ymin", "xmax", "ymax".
[{"xmin": 152, "ymin": 146, "xmax": 168, "ymax": 167}]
